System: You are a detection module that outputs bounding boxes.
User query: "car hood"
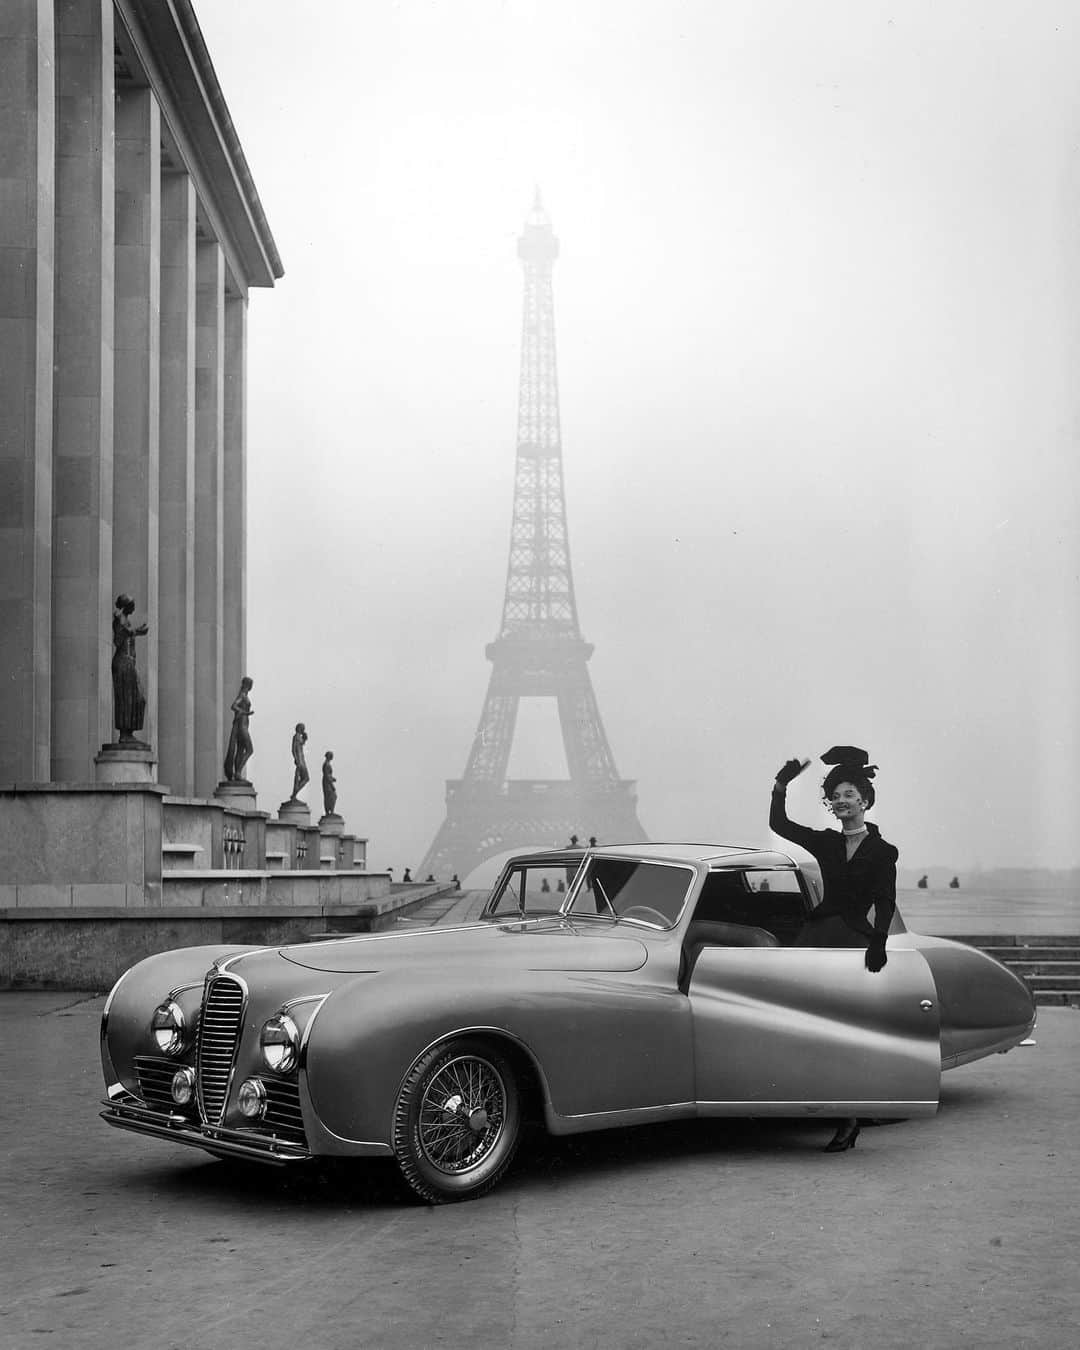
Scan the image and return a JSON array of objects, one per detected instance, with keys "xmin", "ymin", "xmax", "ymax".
[{"xmin": 275, "ymin": 919, "xmax": 649, "ymax": 975}]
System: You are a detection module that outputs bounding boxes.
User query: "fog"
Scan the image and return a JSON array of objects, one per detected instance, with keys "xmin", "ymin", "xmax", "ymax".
[{"xmin": 194, "ymin": 0, "xmax": 1080, "ymax": 880}]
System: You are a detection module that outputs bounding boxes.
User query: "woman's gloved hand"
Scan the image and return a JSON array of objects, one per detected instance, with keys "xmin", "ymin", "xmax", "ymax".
[
  {"xmin": 774, "ymin": 757, "xmax": 810, "ymax": 786},
  {"xmin": 865, "ymin": 934, "xmax": 888, "ymax": 973}
]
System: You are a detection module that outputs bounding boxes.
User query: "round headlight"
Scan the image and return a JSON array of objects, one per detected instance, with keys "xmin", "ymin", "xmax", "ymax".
[
  {"xmin": 151, "ymin": 1000, "xmax": 186, "ymax": 1056},
  {"xmin": 260, "ymin": 1013, "xmax": 300, "ymax": 1074},
  {"xmin": 237, "ymin": 1077, "xmax": 267, "ymax": 1119},
  {"xmin": 171, "ymin": 1066, "xmax": 196, "ymax": 1105}
]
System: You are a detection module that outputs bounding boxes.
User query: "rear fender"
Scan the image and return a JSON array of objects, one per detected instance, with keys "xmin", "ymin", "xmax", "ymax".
[{"xmin": 894, "ymin": 933, "xmax": 1037, "ymax": 1067}]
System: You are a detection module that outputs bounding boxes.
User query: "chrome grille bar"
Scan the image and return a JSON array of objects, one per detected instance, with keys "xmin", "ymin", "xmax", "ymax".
[
  {"xmin": 263, "ymin": 1079, "xmax": 306, "ymax": 1145},
  {"xmin": 134, "ymin": 1054, "xmax": 194, "ymax": 1115},
  {"xmin": 197, "ymin": 976, "xmax": 245, "ymax": 1125}
]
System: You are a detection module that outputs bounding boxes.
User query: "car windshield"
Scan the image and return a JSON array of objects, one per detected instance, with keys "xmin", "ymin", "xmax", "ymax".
[
  {"xmin": 569, "ymin": 858, "xmax": 694, "ymax": 929},
  {"xmin": 486, "ymin": 861, "xmax": 580, "ymax": 919}
]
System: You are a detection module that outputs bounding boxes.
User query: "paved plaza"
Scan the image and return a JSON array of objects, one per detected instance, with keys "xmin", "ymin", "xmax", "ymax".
[{"xmin": 1, "ymin": 985, "xmax": 1077, "ymax": 1350}]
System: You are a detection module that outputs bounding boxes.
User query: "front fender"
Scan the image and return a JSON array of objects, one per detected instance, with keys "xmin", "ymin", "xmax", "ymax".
[
  {"xmin": 101, "ymin": 945, "xmax": 252, "ymax": 1092},
  {"xmin": 302, "ymin": 965, "xmax": 692, "ymax": 1150}
]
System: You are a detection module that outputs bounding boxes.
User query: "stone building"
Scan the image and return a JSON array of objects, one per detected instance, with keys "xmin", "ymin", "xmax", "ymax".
[
  {"xmin": 0, "ymin": 3, "xmax": 401, "ymax": 988},
  {"xmin": 1, "ymin": 0, "xmax": 281, "ymax": 795}
]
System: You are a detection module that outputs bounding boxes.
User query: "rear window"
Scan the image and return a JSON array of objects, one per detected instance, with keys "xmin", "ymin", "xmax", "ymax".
[{"xmin": 570, "ymin": 858, "xmax": 694, "ymax": 929}]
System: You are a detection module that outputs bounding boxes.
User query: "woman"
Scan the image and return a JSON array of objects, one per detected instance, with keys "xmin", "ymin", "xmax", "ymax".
[
  {"xmin": 223, "ymin": 676, "xmax": 254, "ymax": 782},
  {"xmin": 770, "ymin": 745, "xmax": 899, "ymax": 1153}
]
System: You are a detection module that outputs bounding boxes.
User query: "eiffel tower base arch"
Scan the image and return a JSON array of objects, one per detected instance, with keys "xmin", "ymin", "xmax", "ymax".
[{"xmin": 419, "ymin": 780, "xmax": 646, "ymax": 884}]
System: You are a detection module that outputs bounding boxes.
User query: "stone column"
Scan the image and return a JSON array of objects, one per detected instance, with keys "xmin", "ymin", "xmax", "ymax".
[
  {"xmin": 0, "ymin": 0, "xmax": 54, "ymax": 783},
  {"xmin": 193, "ymin": 239, "xmax": 224, "ymax": 796},
  {"xmin": 51, "ymin": 0, "xmax": 115, "ymax": 783},
  {"xmin": 157, "ymin": 171, "xmax": 196, "ymax": 795},
  {"xmin": 112, "ymin": 85, "xmax": 160, "ymax": 753},
  {"xmin": 222, "ymin": 292, "xmax": 247, "ymax": 715}
]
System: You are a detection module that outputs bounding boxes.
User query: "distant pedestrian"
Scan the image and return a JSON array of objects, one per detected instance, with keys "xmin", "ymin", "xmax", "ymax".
[
  {"xmin": 917, "ymin": 874, "xmax": 928, "ymax": 889},
  {"xmin": 451, "ymin": 873, "xmax": 461, "ymax": 891},
  {"xmin": 403, "ymin": 867, "xmax": 412, "ymax": 883},
  {"xmin": 588, "ymin": 836, "xmax": 597, "ymax": 848},
  {"xmin": 949, "ymin": 876, "xmax": 960, "ymax": 889}
]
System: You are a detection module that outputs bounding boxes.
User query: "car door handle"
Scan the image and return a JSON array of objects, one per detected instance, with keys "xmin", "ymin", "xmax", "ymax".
[{"xmin": 920, "ymin": 999, "xmax": 934, "ymax": 1011}]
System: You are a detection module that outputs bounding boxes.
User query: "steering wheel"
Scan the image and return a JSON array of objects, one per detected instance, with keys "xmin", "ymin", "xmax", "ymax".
[{"xmin": 619, "ymin": 906, "xmax": 670, "ymax": 928}]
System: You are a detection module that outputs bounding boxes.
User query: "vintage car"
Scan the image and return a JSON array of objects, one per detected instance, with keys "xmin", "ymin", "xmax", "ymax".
[{"xmin": 100, "ymin": 843, "xmax": 1036, "ymax": 1202}]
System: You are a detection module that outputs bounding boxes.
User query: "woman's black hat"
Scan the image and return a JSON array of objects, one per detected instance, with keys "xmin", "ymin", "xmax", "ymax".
[{"xmin": 820, "ymin": 745, "xmax": 878, "ymax": 777}]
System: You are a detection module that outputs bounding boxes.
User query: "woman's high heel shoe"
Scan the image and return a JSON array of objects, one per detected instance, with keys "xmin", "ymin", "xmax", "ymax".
[{"xmin": 824, "ymin": 1121, "xmax": 860, "ymax": 1153}]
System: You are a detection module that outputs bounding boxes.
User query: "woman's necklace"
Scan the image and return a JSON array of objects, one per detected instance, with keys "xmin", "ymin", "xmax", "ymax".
[{"xmin": 842, "ymin": 824, "xmax": 868, "ymax": 862}]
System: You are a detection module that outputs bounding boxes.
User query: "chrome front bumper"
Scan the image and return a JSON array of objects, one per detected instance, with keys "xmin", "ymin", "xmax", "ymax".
[{"xmin": 101, "ymin": 1093, "xmax": 311, "ymax": 1166}]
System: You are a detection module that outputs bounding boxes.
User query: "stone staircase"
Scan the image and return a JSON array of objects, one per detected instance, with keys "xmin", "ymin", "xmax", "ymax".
[{"xmin": 961, "ymin": 935, "xmax": 1080, "ymax": 1006}]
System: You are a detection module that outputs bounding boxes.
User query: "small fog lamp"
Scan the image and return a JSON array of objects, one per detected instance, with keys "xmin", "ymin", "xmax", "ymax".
[
  {"xmin": 170, "ymin": 1066, "xmax": 196, "ymax": 1105},
  {"xmin": 151, "ymin": 1000, "xmax": 186, "ymax": 1056},
  {"xmin": 260, "ymin": 1013, "xmax": 300, "ymax": 1074},
  {"xmin": 237, "ymin": 1078, "xmax": 267, "ymax": 1120}
]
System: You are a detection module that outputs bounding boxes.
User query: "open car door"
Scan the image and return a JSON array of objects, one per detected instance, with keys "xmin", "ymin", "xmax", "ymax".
[{"xmin": 688, "ymin": 945, "xmax": 941, "ymax": 1117}]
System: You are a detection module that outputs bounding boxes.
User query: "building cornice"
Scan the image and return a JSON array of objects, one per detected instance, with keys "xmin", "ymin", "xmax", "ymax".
[{"xmin": 115, "ymin": 0, "xmax": 284, "ymax": 289}]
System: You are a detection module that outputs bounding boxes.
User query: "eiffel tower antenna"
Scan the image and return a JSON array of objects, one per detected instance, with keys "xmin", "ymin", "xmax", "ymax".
[{"xmin": 419, "ymin": 199, "xmax": 646, "ymax": 881}]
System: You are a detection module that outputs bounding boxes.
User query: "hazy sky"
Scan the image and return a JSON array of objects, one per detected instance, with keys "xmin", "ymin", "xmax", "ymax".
[{"xmin": 194, "ymin": 0, "xmax": 1080, "ymax": 880}]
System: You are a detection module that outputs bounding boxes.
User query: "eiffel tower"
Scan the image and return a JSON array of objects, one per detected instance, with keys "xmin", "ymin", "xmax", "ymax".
[{"xmin": 419, "ymin": 195, "xmax": 646, "ymax": 882}]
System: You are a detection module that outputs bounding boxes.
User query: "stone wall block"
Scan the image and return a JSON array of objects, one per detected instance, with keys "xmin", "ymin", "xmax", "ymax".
[{"xmin": 17, "ymin": 884, "xmax": 73, "ymax": 907}]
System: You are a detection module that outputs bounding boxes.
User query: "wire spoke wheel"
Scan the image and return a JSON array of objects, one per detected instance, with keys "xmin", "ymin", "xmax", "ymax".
[
  {"xmin": 393, "ymin": 1037, "xmax": 522, "ymax": 1203},
  {"xmin": 418, "ymin": 1055, "xmax": 506, "ymax": 1172}
]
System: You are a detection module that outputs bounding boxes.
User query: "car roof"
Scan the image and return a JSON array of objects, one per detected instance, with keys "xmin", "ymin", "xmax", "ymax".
[{"xmin": 505, "ymin": 843, "xmax": 798, "ymax": 870}]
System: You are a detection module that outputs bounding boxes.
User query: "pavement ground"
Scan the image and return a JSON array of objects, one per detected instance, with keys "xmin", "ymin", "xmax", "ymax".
[{"xmin": 1, "ymin": 987, "xmax": 1077, "ymax": 1350}]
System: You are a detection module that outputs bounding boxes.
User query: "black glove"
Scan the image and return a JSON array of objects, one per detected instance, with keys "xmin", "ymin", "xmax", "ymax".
[
  {"xmin": 774, "ymin": 757, "xmax": 809, "ymax": 787},
  {"xmin": 865, "ymin": 934, "xmax": 888, "ymax": 973}
]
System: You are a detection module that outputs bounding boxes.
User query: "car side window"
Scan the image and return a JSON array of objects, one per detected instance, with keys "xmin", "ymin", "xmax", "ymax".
[
  {"xmin": 487, "ymin": 863, "xmax": 572, "ymax": 918},
  {"xmin": 571, "ymin": 859, "xmax": 694, "ymax": 929},
  {"xmin": 692, "ymin": 869, "xmax": 810, "ymax": 946}
]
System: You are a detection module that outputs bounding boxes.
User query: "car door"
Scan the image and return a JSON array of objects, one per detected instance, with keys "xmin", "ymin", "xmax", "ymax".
[{"xmin": 688, "ymin": 944, "xmax": 941, "ymax": 1116}]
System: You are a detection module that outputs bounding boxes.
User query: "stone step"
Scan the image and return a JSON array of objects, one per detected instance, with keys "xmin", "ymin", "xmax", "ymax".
[
  {"xmin": 1023, "ymin": 972, "xmax": 1080, "ymax": 990},
  {"xmin": 1002, "ymin": 960, "xmax": 1080, "ymax": 977},
  {"xmin": 947, "ymin": 934, "xmax": 1080, "ymax": 948},
  {"xmin": 1030, "ymin": 991, "xmax": 1080, "ymax": 1006},
  {"xmin": 984, "ymin": 947, "xmax": 1080, "ymax": 962}
]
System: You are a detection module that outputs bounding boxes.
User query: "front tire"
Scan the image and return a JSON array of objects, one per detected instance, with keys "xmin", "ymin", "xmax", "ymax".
[{"xmin": 392, "ymin": 1037, "xmax": 521, "ymax": 1203}]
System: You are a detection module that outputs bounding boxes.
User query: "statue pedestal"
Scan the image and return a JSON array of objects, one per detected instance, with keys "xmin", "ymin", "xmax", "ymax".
[
  {"xmin": 278, "ymin": 798, "xmax": 311, "ymax": 825},
  {"xmin": 214, "ymin": 780, "xmax": 257, "ymax": 811},
  {"xmin": 95, "ymin": 742, "xmax": 156, "ymax": 784},
  {"xmin": 318, "ymin": 813, "xmax": 344, "ymax": 836}
]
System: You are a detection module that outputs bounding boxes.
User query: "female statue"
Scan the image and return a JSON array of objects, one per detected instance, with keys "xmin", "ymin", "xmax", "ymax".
[
  {"xmin": 290, "ymin": 723, "xmax": 309, "ymax": 799},
  {"xmin": 111, "ymin": 594, "xmax": 148, "ymax": 743},
  {"xmin": 322, "ymin": 751, "xmax": 337, "ymax": 816},
  {"xmin": 223, "ymin": 676, "xmax": 254, "ymax": 782}
]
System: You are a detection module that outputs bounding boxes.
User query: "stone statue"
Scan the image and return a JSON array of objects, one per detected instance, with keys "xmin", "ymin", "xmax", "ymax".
[
  {"xmin": 111, "ymin": 594, "xmax": 148, "ymax": 743},
  {"xmin": 290, "ymin": 723, "xmax": 309, "ymax": 799},
  {"xmin": 321, "ymin": 750, "xmax": 337, "ymax": 816},
  {"xmin": 223, "ymin": 676, "xmax": 254, "ymax": 782}
]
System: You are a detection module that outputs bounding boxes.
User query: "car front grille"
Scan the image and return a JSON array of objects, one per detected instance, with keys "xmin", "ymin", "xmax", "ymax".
[
  {"xmin": 197, "ymin": 976, "xmax": 245, "ymax": 1124},
  {"xmin": 134, "ymin": 1054, "xmax": 195, "ymax": 1116},
  {"xmin": 263, "ymin": 1078, "xmax": 306, "ymax": 1145}
]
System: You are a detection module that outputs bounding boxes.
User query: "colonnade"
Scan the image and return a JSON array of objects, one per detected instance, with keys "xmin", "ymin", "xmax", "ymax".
[{"xmin": 0, "ymin": 0, "xmax": 279, "ymax": 796}]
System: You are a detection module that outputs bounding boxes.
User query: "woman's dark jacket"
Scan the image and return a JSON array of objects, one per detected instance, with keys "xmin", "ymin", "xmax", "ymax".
[{"xmin": 769, "ymin": 788, "xmax": 898, "ymax": 942}]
